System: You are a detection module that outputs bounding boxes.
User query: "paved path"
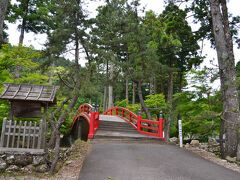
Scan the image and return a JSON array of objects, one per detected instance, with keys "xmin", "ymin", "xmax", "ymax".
[{"xmin": 78, "ymin": 142, "xmax": 240, "ymax": 180}]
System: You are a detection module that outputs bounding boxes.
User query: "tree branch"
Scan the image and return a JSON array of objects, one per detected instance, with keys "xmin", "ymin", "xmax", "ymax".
[{"xmin": 57, "ymin": 73, "xmax": 74, "ymax": 90}]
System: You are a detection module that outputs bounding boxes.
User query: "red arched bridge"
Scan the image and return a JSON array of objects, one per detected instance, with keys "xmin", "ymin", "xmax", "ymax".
[{"xmin": 67, "ymin": 103, "xmax": 164, "ymax": 143}]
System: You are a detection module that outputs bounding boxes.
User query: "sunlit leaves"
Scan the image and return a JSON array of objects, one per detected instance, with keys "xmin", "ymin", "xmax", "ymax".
[
  {"xmin": 144, "ymin": 94, "xmax": 167, "ymax": 110},
  {"xmin": 1, "ymin": 43, "xmax": 40, "ymax": 68}
]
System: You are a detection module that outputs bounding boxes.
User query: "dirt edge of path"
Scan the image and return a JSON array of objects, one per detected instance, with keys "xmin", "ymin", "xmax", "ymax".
[{"xmin": 186, "ymin": 146, "xmax": 240, "ymax": 174}]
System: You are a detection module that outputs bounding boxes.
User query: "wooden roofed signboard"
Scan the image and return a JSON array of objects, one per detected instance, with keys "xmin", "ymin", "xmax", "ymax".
[{"xmin": 0, "ymin": 83, "xmax": 59, "ymax": 118}]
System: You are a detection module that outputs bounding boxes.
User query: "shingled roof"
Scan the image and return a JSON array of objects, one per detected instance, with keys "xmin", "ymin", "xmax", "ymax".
[{"xmin": 0, "ymin": 83, "xmax": 59, "ymax": 103}]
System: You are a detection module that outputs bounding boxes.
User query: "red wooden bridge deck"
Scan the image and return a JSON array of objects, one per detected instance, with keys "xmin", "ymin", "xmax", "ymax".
[{"xmin": 69, "ymin": 103, "xmax": 165, "ymax": 142}]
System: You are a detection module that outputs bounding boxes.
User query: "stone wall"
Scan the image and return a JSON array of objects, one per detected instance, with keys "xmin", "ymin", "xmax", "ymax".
[
  {"xmin": 184, "ymin": 138, "xmax": 221, "ymax": 156},
  {"xmin": 0, "ymin": 151, "xmax": 48, "ymax": 173}
]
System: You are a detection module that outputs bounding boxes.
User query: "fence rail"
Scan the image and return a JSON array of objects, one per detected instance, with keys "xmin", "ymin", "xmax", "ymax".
[{"xmin": 0, "ymin": 118, "xmax": 44, "ymax": 153}]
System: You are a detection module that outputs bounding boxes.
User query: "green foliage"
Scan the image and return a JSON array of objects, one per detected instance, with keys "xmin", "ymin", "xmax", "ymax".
[
  {"xmin": 1, "ymin": 43, "xmax": 40, "ymax": 68},
  {"xmin": 115, "ymin": 99, "xmax": 129, "ymax": 108},
  {"xmin": 0, "ymin": 43, "xmax": 49, "ymax": 85},
  {"xmin": 0, "ymin": 69, "xmax": 12, "ymax": 89},
  {"xmin": 144, "ymin": 94, "xmax": 167, "ymax": 120},
  {"xmin": 16, "ymin": 72, "xmax": 49, "ymax": 84},
  {"xmin": 74, "ymin": 97, "xmax": 90, "ymax": 111},
  {"xmin": 144, "ymin": 94, "xmax": 167, "ymax": 110},
  {"xmin": 60, "ymin": 110, "xmax": 75, "ymax": 134},
  {"xmin": 174, "ymin": 91, "xmax": 222, "ymax": 139},
  {"xmin": 126, "ymin": 104, "xmax": 141, "ymax": 115},
  {"xmin": 0, "ymin": 100, "xmax": 10, "ymax": 130}
]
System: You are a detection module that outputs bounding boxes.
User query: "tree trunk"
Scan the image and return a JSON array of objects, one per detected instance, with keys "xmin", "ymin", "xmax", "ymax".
[
  {"xmin": 19, "ymin": 19, "xmax": 26, "ymax": 45},
  {"xmin": 48, "ymin": 40, "xmax": 80, "ymax": 149},
  {"xmin": 219, "ymin": 118, "xmax": 225, "ymax": 158},
  {"xmin": 168, "ymin": 73, "xmax": 173, "ymax": 103},
  {"xmin": 103, "ymin": 59, "xmax": 109, "ymax": 112},
  {"xmin": 132, "ymin": 82, "xmax": 135, "ymax": 104},
  {"xmin": 149, "ymin": 77, "xmax": 153, "ymax": 95},
  {"xmin": 49, "ymin": 62, "xmax": 55, "ymax": 85},
  {"xmin": 48, "ymin": 34, "xmax": 81, "ymax": 174},
  {"xmin": 74, "ymin": 39, "xmax": 80, "ymax": 81},
  {"xmin": 0, "ymin": 0, "xmax": 8, "ymax": 45},
  {"xmin": 154, "ymin": 76, "xmax": 157, "ymax": 94},
  {"xmin": 137, "ymin": 81, "xmax": 151, "ymax": 120},
  {"xmin": 160, "ymin": 68, "xmax": 165, "ymax": 95},
  {"xmin": 210, "ymin": 0, "xmax": 239, "ymax": 157},
  {"xmin": 165, "ymin": 58, "xmax": 174, "ymax": 141},
  {"xmin": 15, "ymin": 0, "xmax": 29, "ymax": 79},
  {"xmin": 108, "ymin": 57, "xmax": 114, "ymax": 109},
  {"xmin": 178, "ymin": 71, "xmax": 183, "ymax": 92},
  {"xmin": 19, "ymin": 0, "xmax": 30, "ymax": 44},
  {"xmin": 49, "ymin": 131, "xmax": 60, "ymax": 174},
  {"xmin": 103, "ymin": 85, "xmax": 107, "ymax": 112},
  {"xmin": 126, "ymin": 74, "xmax": 129, "ymax": 102}
]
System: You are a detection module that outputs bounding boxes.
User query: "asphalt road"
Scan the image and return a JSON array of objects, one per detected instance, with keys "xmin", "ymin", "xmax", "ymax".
[{"xmin": 78, "ymin": 142, "xmax": 240, "ymax": 180}]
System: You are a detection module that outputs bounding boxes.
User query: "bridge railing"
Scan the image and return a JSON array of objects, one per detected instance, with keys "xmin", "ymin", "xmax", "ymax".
[
  {"xmin": 79, "ymin": 103, "xmax": 92, "ymax": 114},
  {"xmin": 88, "ymin": 108, "xmax": 99, "ymax": 138},
  {"xmin": 104, "ymin": 107, "xmax": 164, "ymax": 140},
  {"xmin": 71, "ymin": 103, "xmax": 92, "ymax": 129},
  {"xmin": 103, "ymin": 107, "xmax": 138, "ymax": 128},
  {"xmin": 137, "ymin": 113, "xmax": 164, "ymax": 139},
  {"xmin": 70, "ymin": 103, "xmax": 99, "ymax": 138}
]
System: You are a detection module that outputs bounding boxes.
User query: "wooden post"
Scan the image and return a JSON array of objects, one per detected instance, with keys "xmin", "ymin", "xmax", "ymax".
[
  {"xmin": 27, "ymin": 121, "xmax": 32, "ymax": 148},
  {"xmin": 33, "ymin": 122, "xmax": 37, "ymax": 149},
  {"xmin": 6, "ymin": 120, "xmax": 12, "ymax": 148},
  {"xmin": 42, "ymin": 104, "xmax": 48, "ymax": 150},
  {"xmin": 22, "ymin": 121, "xmax": 27, "ymax": 148},
  {"xmin": 9, "ymin": 102, "xmax": 13, "ymax": 121},
  {"xmin": 37, "ymin": 120, "xmax": 43, "ymax": 149},
  {"xmin": 11, "ymin": 121, "xmax": 17, "ymax": 148},
  {"xmin": 17, "ymin": 121, "xmax": 22, "ymax": 148},
  {"xmin": 0, "ymin": 118, "xmax": 7, "ymax": 147}
]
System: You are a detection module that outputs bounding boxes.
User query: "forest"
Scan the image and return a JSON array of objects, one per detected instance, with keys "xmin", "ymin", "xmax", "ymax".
[{"xmin": 0, "ymin": 0, "xmax": 240, "ymax": 173}]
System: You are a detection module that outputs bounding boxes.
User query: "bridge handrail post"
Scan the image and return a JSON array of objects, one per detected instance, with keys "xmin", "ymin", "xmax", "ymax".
[
  {"xmin": 137, "ymin": 109, "xmax": 141, "ymax": 132},
  {"xmin": 159, "ymin": 111, "xmax": 163, "ymax": 138},
  {"xmin": 88, "ymin": 107, "xmax": 95, "ymax": 138},
  {"xmin": 96, "ymin": 105, "xmax": 99, "ymax": 129}
]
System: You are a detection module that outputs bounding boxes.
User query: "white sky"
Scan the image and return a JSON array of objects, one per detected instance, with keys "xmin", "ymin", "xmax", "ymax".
[{"xmin": 6, "ymin": 0, "xmax": 240, "ymax": 90}]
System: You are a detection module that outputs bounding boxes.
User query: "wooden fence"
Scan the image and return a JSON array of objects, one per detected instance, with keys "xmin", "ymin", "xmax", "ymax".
[{"xmin": 0, "ymin": 118, "xmax": 44, "ymax": 153}]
